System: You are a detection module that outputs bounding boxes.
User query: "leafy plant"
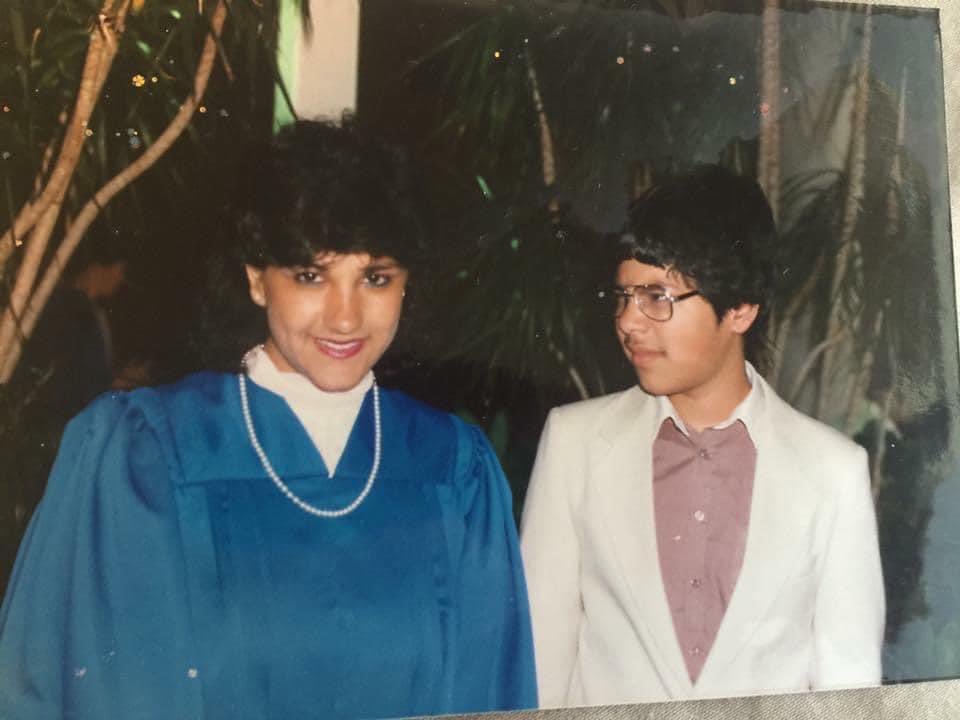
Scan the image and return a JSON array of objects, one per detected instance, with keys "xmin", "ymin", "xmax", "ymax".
[
  {"xmin": 0, "ymin": 0, "xmax": 306, "ymax": 381},
  {"xmin": 0, "ymin": 0, "xmax": 306, "ymax": 594}
]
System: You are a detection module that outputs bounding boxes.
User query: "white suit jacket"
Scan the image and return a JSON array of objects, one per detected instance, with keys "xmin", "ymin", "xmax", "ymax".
[{"xmin": 520, "ymin": 369, "xmax": 884, "ymax": 707}]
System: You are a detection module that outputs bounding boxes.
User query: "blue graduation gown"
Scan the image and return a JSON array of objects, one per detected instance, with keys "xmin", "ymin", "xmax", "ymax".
[{"xmin": 0, "ymin": 372, "xmax": 537, "ymax": 719}]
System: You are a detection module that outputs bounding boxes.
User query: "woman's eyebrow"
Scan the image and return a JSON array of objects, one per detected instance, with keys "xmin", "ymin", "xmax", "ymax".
[{"xmin": 366, "ymin": 260, "xmax": 402, "ymax": 271}]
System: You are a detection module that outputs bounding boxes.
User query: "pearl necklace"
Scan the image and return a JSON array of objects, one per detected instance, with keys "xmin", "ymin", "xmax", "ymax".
[{"xmin": 238, "ymin": 373, "xmax": 381, "ymax": 518}]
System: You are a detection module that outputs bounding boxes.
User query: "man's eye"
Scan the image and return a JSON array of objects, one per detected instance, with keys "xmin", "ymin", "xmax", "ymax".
[{"xmin": 643, "ymin": 288, "xmax": 670, "ymax": 303}]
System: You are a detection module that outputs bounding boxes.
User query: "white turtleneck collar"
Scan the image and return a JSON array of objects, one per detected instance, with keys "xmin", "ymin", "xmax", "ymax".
[{"xmin": 244, "ymin": 345, "xmax": 373, "ymax": 474}]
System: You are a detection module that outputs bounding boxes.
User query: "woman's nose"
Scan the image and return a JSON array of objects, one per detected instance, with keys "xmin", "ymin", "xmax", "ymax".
[{"xmin": 325, "ymin": 285, "xmax": 362, "ymax": 333}]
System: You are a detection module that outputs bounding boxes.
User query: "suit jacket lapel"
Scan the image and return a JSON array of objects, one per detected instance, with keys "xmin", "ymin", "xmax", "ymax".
[
  {"xmin": 696, "ymin": 377, "xmax": 815, "ymax": 691},
  {"xmin": 593, "ymin": 388, "xmax": 693, "ymax": 697}
]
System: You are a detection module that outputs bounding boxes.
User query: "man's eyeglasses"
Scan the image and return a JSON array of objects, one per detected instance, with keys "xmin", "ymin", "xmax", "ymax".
[{"xmin": 601, "ymin": 284, "xmax": 700, "ymax": 321}]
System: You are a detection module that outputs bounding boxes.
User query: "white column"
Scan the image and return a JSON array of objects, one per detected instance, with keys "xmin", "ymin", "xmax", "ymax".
[{"xmin": 275, "ymin": 0, "xmax": 360, "ymax": 128}]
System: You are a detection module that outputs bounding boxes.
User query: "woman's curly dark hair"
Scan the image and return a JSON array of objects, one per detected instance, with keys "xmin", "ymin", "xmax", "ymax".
[
  {"xmin": 614, "ymin": 164, "xmax": 778, "ymax": 369},
  {"xmin": 189, "ymin": 118, "xmax": 425, "ymax": 373},
  {"xmin": 236, "ymin": 117, "xmax": 424, "ymax": 270}
]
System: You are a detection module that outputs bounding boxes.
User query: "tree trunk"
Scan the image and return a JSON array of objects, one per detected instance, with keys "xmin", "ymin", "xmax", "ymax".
[
  {"xmin": 815, "ymin": 6, "xmax": 872, "ymax": 419},
  {"xmin": 524, "ymin": 46, "xmax": 558, "ymax": 213},
  {"xmin": 0, "ymin": 0, "xmax": 130, "ymax": 272},
  {"xmin": 0, "ymin": 0, "xmax": 230, "ymax": 382},
  {"xmin": 757, "ymin": 0, "xmax": 781, "ymax": 224}
]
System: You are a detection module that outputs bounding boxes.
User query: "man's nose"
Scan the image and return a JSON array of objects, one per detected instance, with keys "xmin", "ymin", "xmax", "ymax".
[{"xmin": 616, "ymin": 298, "xmax": 653, "ymax": 335}]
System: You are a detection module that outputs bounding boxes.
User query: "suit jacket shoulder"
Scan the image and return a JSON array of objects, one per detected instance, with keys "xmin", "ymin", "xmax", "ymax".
[
  {"xmin": 751, "ymin": 375, "xmax": 869, "ymax": 494},
  {"xmin": 546, "ymin": 386, "xmax": 654, "ymax": 443}
]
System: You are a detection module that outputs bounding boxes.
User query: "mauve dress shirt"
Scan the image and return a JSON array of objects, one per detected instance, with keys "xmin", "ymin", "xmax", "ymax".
[{"xmin": 652, "ymin": 389, "xmax": 758, "ymax": 683}]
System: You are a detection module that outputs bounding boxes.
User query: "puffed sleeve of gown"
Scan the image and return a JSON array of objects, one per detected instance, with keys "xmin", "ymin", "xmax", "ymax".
[
  {"xmin": 0, "ymin": 392, "xmax": 201, "ymax": 720},
  {"xmin": 448, "ymin": 421, "xmax": 538, "ymax": 712}
]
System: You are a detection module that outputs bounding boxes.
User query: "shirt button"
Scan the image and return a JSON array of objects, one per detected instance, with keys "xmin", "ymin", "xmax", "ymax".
[
  {"xmin": 693, "ymin": 510, "xmax": 706, "ymax": 522},
  {"xmin": 690, "ymin": 577, "xmax": 702, "ymax": 588},
  {"xmin": 689, "ymin": 646, "xmax": 703, "ymax": 656},
  {"xmin": 698, "ymin": 449, "xmax": 710, "ymax": 459}
]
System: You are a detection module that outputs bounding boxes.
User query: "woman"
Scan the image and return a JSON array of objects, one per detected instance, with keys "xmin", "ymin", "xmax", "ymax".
[{"xmin": 0, "ymin": 121, "xmax": 537, "ymax": 719}]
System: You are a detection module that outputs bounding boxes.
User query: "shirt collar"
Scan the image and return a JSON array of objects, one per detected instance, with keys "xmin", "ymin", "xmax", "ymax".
[
  {"xmin": 652, "ymin": 361, "xmax": 764, "ymax": 438},
  {"xmin": 243, "ymin": 344, "xmax": 374, "ymax": 411},
  {"xmin": 242, "ymin": 345, "xmax": 373, "ymax": 474}
]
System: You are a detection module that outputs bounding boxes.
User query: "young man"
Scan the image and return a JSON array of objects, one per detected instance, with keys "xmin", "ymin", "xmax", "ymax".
[{"xmin": 520, "ymin": 165, "xmax": 884, "ymax": 706}]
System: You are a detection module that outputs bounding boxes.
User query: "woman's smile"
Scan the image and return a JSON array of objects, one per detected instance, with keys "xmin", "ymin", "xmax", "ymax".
[
  {"xmin": 246, "ymin": 252, "xmax": 408, "ymax": 392},
  {"xmin": 314, "ymin": 337, "xmax": 366, "ymax": 359}
]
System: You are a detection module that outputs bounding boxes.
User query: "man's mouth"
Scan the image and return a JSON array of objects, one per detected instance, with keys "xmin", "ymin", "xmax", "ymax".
[{"xmin": 624, "ymin": 344, "xmax": 663, "ymax": 365}]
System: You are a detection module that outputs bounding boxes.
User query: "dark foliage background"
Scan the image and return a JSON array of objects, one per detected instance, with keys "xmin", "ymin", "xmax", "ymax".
[{"xmin": 1, "ymin": 0, "xmax": 956, "ymax": 684}]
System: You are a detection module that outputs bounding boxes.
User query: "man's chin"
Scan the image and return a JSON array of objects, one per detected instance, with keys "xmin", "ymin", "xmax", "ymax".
[
  {"xmin": 634, "ymin": 374, "xmax": 671, "ymax": 398},
  {"xmin": 636, "ymin": 369, "xmax": 680, "ymax": 396}
]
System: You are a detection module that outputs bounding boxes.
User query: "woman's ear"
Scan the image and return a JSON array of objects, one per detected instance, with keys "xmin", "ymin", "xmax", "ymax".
[
  {"xmin": 245, "ymin": 265, "xmax": 267, "ymax": 307},
  {"xmin": 726, "ymin": 303, "xmax": 760, "ymax": 335}
]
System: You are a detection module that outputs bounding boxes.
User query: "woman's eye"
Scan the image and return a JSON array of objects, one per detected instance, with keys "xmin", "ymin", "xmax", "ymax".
[
  {"xmin": 293, "ymin": 270, "xmax": 322, "ymax": 284},
  {"xmin": 364, "ymin": 272, "xmax": 391, "ymax": 288}
]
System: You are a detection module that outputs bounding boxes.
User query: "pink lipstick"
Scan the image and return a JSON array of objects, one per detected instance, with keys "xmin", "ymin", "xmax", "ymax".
[{"xmin": 315, "ymin": 338, "xmax": 364, "ymax": 359}]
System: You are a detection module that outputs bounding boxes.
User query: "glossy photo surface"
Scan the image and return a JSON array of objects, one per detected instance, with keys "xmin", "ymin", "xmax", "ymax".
[{"xmin": 2, "ymin": 0, "xmax": 959, "ymax": 718}]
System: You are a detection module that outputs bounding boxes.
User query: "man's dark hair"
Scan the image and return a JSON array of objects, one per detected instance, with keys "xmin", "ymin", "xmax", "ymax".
[
  {"xmin": 614, "ymin": 164, "xmax": 777, "ymax": 368},
  {"xmin": 237, "ymin": 117, "xmax": 423, "ymax": 271}
]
